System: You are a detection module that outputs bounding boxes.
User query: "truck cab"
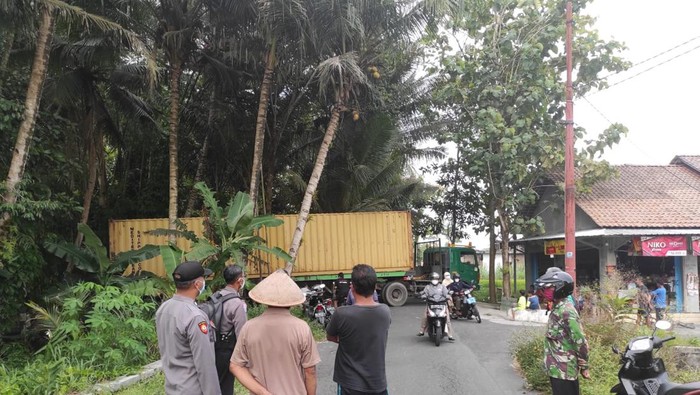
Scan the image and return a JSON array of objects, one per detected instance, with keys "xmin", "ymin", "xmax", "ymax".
[{"xmin": 379, "ymin": 241, "xmax": 482, "ymax": 306}]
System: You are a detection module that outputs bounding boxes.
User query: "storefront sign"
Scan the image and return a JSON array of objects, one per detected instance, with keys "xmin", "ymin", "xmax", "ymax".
[
  {"xmin": 693, "ymin": 237, "xmax": 700, "ymax": 256},
  {"xmin": 641, "ymin": 236, "xmax": 687, "ymax": 257},
  {"xmin": 544, "ymin": 239, "xmax": 565, "ymax": 255}
]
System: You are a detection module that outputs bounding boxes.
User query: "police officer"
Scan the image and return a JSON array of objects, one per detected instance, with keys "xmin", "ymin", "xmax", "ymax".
[
  {"xmin": 217, "ymin": 265, "xmax": 247, "ymax": 395},
  {"xmin": 156, "ymin": 261, "xmax": 221, "ymax": 395},
  {"xmin": 536, "ymin": 270, "xmax": 590, "ymax": 395},
  {"xmin": 334, "ymin": 272, "xmax": 350, "ymax": 307}
]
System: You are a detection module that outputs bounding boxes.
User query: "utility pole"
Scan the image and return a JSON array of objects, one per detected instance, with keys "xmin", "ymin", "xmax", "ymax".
[{"xmin": 564, "ymin": 1, "xmax": 577, "ymax": 286}]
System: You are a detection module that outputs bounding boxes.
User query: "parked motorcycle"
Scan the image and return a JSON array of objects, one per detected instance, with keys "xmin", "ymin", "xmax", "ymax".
[
  {"xmin": 461, "ymin": 287, "xmax": 481, "ymax": 323},
  {"xmin": 425, "ymin": 300, "xmax": 448, "ymax": 347},
  {"xmin": 302, "ymin": 284, "xmax": 333, "ymax": 327},
  {"xmin": 611, "ymin": 320, "xmax": 700, "ymax": 395}
]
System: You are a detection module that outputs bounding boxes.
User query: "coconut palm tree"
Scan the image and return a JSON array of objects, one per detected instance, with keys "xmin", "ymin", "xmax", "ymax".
[
  {"xmin": 248, "ymin": 0, "xmax": 311, "ymax": 213},
  {"xmin": 0, "ymin": 0, "xmax": 150, "ymax": 235}
]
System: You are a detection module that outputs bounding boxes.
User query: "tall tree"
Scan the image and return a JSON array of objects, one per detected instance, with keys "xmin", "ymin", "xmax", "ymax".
[{"xmin": 432, "ymin": 0, "xmax": 628, "ymax": 298}]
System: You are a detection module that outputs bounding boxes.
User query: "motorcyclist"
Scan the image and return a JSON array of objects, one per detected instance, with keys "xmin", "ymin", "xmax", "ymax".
[
  {"xmin": 448, "ymin": 274, "xmax": 471, "ymax": 317},
  {"xmin": 417, "ymin": 272, "xmax": 454, "ymax": 341}
]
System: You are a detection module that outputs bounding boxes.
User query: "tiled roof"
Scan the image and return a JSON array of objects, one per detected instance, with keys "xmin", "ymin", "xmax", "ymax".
[
  {"xmin": 576, "ymin": 165, "xmax": 700, "ymax": 228},
  {"xmin": 671, "ymin": 155, "xmax": 700, "ymax": 174}
]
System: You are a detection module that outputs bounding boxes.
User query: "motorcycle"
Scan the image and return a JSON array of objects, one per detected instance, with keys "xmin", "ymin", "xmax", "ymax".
[
  {"xmin": 302, "ymin": 284, "xmax": 334, "ymax": 327},
  {"xmin": 460, "ymin": 287, "xmax": 481, "ymax": 323},
  {"xmin": 424, "ymin": 299, "xmax": 448, "ymax": 347},
  {"xmin": 611, "ymin": 320, "xmax": 700, "ymax": 395}
]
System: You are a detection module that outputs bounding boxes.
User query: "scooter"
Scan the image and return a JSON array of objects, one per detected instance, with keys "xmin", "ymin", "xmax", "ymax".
[
  {"xmin": 461, "ymin": 288, "xmax": 481, "ymax": 323},
  {"xmin": 425, "ymin": 299, "xmax": 448, "ymax": 347},
  {"xmin": 611, "ymin": 320, "xmax": 700, "ymax": 395},
  {"xmin": 303, "ymin": 284, "xmax": 332, "ymax": 327}
]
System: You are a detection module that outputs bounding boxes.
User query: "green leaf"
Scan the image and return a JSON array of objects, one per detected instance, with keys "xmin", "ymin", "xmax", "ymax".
[
  {"xmin": 77, "ymin": 223, "xmax": 110, "ymax": 273},
  {"xmin": 252, "ymin": 245, "xmax": 292, "ymax": 262},
  {"xmin": 113, "ymin": 245, "xmax": 161, "ymax": 274},
  {"xmin": 249, "ymin": 215, "xmax": 284, "ymax": 229},
  {"xmin": 185, "ymin": 239, "xmax": 218, "ymax": 262},
  {"xmin": 226, "ymin": 192, "xmax": 254, "ymax": 233},
  {"xmin": 44, "ymin": 241, "xmax": 99, "ymax": 273},
  {"xmin": 160, "ymin": 245, "xmax": 182, "ymax": 279}
]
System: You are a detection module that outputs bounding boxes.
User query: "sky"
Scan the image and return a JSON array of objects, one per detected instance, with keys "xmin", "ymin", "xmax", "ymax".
[
  {"xmin": 425, "ymin": 0, "xmax": 700, "ymax": 248},
  {"xmin": 578, "ymin": 0, "xmax": 700, "ymax": 165}
]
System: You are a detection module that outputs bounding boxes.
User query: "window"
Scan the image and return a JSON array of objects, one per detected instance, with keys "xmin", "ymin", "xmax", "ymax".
[{"xmin": 460, "ymin": 252, "xmax": 476, "ymax": 266}]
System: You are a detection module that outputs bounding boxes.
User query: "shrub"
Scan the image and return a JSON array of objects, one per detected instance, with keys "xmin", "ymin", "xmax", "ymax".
[{"xmin": 0, "ymin": 281, "xmax": 159, "ymax": 394}]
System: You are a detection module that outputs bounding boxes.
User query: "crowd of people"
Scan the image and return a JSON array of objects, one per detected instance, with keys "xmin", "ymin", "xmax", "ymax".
[
  {"xmin": 155, "ymin": 261, "xmax": 390, "ymax": 395},
  {"xmin": 154, "ymin": 261, "xmax": 603, "ymax": 395}
]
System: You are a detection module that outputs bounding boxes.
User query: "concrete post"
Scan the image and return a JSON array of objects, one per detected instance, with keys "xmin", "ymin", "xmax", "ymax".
[
  {"xmin": 682, "ymin": 256, "xmax": 699, "ymax": 313},
  {"xmin": 674, "ymin": 257, "xmax": 683, "ymax": 313},
  {"xmin": 598, "ymin": 239, "xmax": 617, "ymax": 283}
]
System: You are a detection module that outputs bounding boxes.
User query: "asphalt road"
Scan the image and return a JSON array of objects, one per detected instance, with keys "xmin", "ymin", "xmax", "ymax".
[{"xmin": 316, "ymin": 299, "xmax": 541, "ymax": 395}]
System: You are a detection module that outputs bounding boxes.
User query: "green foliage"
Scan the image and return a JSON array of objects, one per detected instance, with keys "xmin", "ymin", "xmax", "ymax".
[
  {"xmin": 45, "ymin": 224, "xmax": 161, "ymax": 285},
  {"xmin": 0, "ymin": 281, "xmax": 159, "ymax": 394},
  {"xmin": 158, "ymin": 183, "xmax": 290, "ymax": 279}
]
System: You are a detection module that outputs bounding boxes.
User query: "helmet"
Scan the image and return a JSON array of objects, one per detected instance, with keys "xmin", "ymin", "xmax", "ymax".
[
  {"xmin": 444, "ymin": 272, "xmax": 451, "ymax": 278},
  {"xmin": 536, "ymin": 269, "xmax": 573, "ymax": 299},
  {"xmin": 454, "ymin": 273, "xmax": 461, "ymax": 280},
  {"xmin": 431, "ymin": 272, "xmax": 440, "ymax": 280}
]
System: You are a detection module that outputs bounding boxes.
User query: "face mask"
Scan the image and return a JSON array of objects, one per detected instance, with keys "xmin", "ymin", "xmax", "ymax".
[
  {"xmin": 431, "ymin": 280, "xmax": 439, "ymax": 285},
  {"xmin": 198, "ymin": 280, "xmax": 206, "ymax": 296}
]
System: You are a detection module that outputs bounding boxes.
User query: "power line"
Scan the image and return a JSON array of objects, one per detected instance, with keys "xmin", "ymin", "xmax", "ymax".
[
  {"xmin": 598, "ymin": 34, "xmax": 700, "ymax": 80},
  {"xmin": 578, "ymin": 99, "xmax": 700, "ymax": 194},
  {"xmin": 589, "ymin": 41, "xmax": 700, "ymax": 96}
]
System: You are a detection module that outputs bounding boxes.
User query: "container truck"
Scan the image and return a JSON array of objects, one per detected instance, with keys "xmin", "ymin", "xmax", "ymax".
[{"xmin": 109, "ymin": 211, "xmax": 481, "ymax": 306}]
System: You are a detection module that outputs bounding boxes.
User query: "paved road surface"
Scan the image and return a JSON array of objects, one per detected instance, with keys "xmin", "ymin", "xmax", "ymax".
[{"xmin": 316, "ymin": 300, "xmax": 541, "ymax": 395}]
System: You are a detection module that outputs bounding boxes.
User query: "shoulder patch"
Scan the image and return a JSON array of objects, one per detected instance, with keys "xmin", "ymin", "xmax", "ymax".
[{"xmin": 198, "ymin": 321, "xmax": 209, "ymax": 334}]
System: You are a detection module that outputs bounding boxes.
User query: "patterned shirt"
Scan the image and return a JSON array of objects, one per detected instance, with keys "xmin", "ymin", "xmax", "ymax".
[{"xmin": 544, "ymin": 299, "xmax": 589, "ymax": 380}]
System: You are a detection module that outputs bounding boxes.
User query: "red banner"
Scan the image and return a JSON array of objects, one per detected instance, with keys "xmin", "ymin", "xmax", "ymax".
[
  {"xmin": 641, "ymin": 236, "xmax": 687, "ymax": 257},
  {"xmin": 693, "ymin": 237, "xmax": 700, "ymax": 256}
]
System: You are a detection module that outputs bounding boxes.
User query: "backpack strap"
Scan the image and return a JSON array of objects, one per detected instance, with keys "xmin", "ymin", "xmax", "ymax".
[{"xmin": 217, "ymin": 292, "xmax": 241, "ymax": 338}]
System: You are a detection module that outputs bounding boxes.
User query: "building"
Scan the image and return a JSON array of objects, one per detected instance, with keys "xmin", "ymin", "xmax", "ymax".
[{"xmin": 518, "ymin": 156, "xmax": 700, "ymax": 313}]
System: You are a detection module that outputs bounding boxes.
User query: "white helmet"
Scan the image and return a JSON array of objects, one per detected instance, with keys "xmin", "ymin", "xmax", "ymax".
[{"xmin": 444, "ymin": 272, "xmax": 451, "ymax": 278}]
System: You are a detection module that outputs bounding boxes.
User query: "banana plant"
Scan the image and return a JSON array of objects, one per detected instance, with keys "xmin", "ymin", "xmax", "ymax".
[
  {"xmin": 153, "ymin": 182, "xmax": 291, "ymax": 279},
  {"xmin": 45, "ymin": 223, "xmax": 160, "ymax": 285}
]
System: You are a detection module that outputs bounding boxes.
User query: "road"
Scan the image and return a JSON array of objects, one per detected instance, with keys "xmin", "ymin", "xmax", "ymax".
[{"xmin": 316, "ymin": 300, "xmax": 541, "ymax": 395}]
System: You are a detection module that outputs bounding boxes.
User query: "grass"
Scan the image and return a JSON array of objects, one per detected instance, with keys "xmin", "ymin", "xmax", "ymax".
[
  {"xmin": 473, "ymin": 277, "xmax": 527, "ymax": 302},
  {"xmin": 117, "ymin": 373, "xmax": 248, "ymax": 394}
]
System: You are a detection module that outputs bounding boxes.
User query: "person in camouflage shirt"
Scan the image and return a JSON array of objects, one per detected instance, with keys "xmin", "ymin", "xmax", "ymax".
[{"xmin": 537, "ymin": 269, "xmax": 590, "ymax": 395}]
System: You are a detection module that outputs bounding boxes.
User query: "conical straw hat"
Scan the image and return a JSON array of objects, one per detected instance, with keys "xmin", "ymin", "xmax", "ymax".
[{"xmin": 249, "ymin": 269, "xmax": 305, "ymax": 307}]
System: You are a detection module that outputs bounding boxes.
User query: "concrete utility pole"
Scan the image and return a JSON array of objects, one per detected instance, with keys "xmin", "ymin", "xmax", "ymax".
[{"xmin": 564, "ymin": 1, "xmax": 577, "ymax": 286}]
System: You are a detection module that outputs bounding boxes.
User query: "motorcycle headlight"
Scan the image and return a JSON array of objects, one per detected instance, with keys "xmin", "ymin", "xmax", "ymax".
[{"xmin": 630, "ymin": 338, "xmax": 653, "ymax": 351}]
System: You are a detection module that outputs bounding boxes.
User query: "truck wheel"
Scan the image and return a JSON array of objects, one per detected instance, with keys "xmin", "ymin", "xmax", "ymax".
[{"xmin": 383, "ymin": 282, "xmax": 408, "ymax": 307}]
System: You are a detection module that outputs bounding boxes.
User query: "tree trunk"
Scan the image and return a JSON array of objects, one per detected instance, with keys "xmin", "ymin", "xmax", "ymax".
[
  {"xmin": 285, "ymin": 105, "xmax": 343, "ymax": 273},
  {"xmin": 168, "ymin": 62, "xmax": 183, "ymax": 243},
  {"xmin": 500, "ymin": 213, "xmax": 511, "ymax": 299},
  {"xmin": 0, "ymin": 8, "xmax": 55, "ymax": 234},
  {"xmin": 184, "ymin": 92, "xmax": 215, "ymax": 217},
  {"xmin": 488, "ymin": 207, "xmax": 497, "ymax": 303},
  {"xmin": 249, "ymin": 46, "xmax": 276, "ymax": 214},
  {"xmin": 74, "ymin": 129, "xmax": 100, "ymax": 248},
  {"xmin": 1, "ymin": 29, "xmax": 15, "ymax": 74}
]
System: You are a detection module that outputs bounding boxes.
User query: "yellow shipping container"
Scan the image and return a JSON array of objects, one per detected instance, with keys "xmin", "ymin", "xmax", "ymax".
[{"xmin": 109, "ymin": 211, "xmax": 414, "ymax": 280}]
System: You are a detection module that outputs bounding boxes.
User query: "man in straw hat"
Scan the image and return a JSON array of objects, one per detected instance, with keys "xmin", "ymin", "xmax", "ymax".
[
  {"xmin": 230, "ymin": 269, "xmax": 321, "ymax": 395},
  {"xmin": 156, "ymin": 260, "xmax": 221, "ymax": 395}
]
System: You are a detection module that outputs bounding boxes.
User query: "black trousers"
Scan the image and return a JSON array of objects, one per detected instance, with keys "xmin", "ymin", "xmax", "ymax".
[
  {"xmin": 550, "ymin": 377, "xmax": 580, "ymax": 395},
  {"xmin": 216, "ymin": 347, "xmax": 235, "ymax": 395}
]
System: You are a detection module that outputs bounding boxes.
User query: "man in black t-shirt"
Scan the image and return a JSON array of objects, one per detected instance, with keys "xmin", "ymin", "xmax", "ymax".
[
  {"xmin": 334, "ymin": 272, "xmax": 350, "ymax": 307},
  {"xmin": 327, "ymin": 264, "xmax": 391, "ymax": 395}
]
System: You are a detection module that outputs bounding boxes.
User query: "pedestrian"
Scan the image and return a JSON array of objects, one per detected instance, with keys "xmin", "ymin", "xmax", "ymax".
[
  {"xmin": 230, "ymin": 269, "xmax": 321, "ymax": 395},
  {"xmin": 417, "ymin": 272, "xmax": 454, "ymax": 341},
  {"xmin": 216, "ymin": 265, "xmax": 248, "ymax": 395},
  {"xmin": 334, "ymin": 272, "xmax": 350, "ymax": 307},
  {"xmin": 650, "ymin": 281, "xmax": 667, "ymax": 321},
  {"xmin": 517, "ymin": 290, "xmax": 528, "ymax": 311},
  {"xmin": 536, "ymin": 270, "xmax": 590, "ymax": 395},
  {"xmin": 527, "ymin": 290, "xmax": 540, "ymax": 310},
  {"xmin": 327, "ymin": 264, "xmax": 391, "ymax": 395},
  {"xmin": 155, "ymin": 261, "xmax": 221, "ymax": 395}
]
